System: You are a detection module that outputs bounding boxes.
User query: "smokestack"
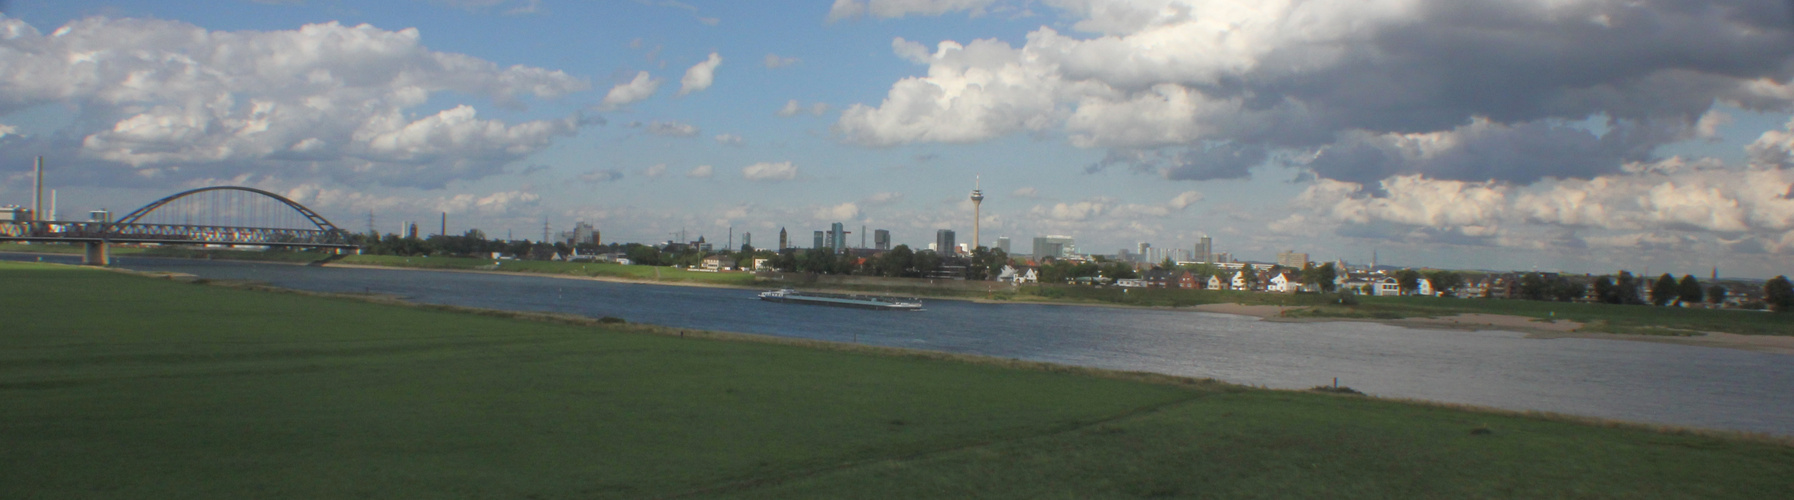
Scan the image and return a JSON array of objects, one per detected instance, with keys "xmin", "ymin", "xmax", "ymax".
[
  {"xmin": 32, "ymin": 157, "xmax": 43, "ymax": 221},
  {"xmin": 48, "ymin": 189, "xmax": 56, "ymax": 221}
]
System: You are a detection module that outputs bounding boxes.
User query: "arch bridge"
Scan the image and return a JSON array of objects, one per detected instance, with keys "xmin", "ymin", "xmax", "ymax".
[{"xmin": 1, "ymin": 186, "xmax": 357, "ymax": 264}]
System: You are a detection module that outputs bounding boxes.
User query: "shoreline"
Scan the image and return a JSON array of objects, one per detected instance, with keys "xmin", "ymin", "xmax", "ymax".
[{"xmin": 9, "ymin": 250, "xmax": 1790, "ymax": 355}]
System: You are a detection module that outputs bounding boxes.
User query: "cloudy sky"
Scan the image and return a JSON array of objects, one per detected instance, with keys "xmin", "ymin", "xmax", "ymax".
[{"xmin": 4, "ymin": 1, "xmax": 1794, "ymax": 278}]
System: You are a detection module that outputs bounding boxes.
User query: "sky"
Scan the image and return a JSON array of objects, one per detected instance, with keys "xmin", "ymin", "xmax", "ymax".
[{"xmin": 3, "ymin": 0, "xmax": 1794, "ymax": 278}]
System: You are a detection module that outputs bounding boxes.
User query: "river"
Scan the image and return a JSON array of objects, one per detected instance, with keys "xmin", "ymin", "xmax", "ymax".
[{"xmin": 9, "ymin": 253, "xmax": 1793, "ymax": 435}]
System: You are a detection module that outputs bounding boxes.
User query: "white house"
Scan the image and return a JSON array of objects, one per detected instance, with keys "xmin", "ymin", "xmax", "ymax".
[
  {"xmin": 1416, "ymin": 278, "xmax": 1435, "ymax": 297},
  {"xmin": 1267, "ymin": 272, "xmax": 1298, "ymax": 293},
  {"xmin": 1374, "ymin": 277, "xmax": 1401, "ymax": 296},
  {"xmin": 1232, "ymin": 270, "xmax": 1252, "ymax": 291},
  {"xmin": 753, "ymin": 258, "xmax": 771, "ymax": 271},
  {"xmin": 1207, "ymin": 274, "xmax": 1226, "ymax": 290}
]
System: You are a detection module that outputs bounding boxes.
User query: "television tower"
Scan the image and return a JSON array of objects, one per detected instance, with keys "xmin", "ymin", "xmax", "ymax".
[{"xmin": 970, "ymin": 175, "xmax": 984, "ymax": 250}]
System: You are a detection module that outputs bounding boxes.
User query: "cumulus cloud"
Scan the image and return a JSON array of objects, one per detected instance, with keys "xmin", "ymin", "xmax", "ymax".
[
  {"xmin": 601, "ymin": 71, "xmax": 661, "ymax": 108},
  {"xmin": 643, "ymin": 120, "xmax": 699, "ymax": 137},
  {"xmin": 838, "ymin": 0, "xmax": 1794, "ymax": 185},
  {"xmin": 0, "ymin": 17, "xmax": 592, "ymax": 188},
  {"xmin": 814, "ymin": 202, "xmax": 861, "ymax": 221},
  {"xmin": 1011, "ymin": 186, "xmax": 1040, "ymax": 198},
  {"xmin": 678, "ymin": 52, "xmax": 722, "ymax": 96},
  {"xmin": 742, "ymin": 161, "xmax": 798, "ymax": 181},
  {"xmin": 777, "ymin": 99, "xmax": 832, "ymax": 117},
  {"xmin": 714, "ymin": 133, "xmax": 744, "ymax": 146},
  {"xmin": 1292, "ymin": 158, "xmax": 1794, "ymax": 251},
  {"xmin": 764, "ymin": 53, "xmax": 800, "ymax": 69},
  {"xmin": 826, "ymin": 0, "xmax": 998, "ymax": 22},
  {"xmin": 687, "ymin": 164, "xmax": 714, "ymax": 178},
  {"xmin": 1168, "ymin": 190, "xmax": 1204, "ymax": 209},
  {"xmin": 641, "ymin": 163, "xmax": 668, "ymax": 178}
]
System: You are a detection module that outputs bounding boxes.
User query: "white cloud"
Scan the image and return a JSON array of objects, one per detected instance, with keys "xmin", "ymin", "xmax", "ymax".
[
  {"xmin": 687, "ymin": 164, "xmax": 714, "ymax": 178},
  {"xmin": 837, "ymin": 0, "xmax": 1794, "ymax": 187},
  {"xmin": 644, "ymin": 121, "xmax": 699, "ymax": 137},
  {"xmin": 814, "ymin": 202, "xmax": 860, "ymax": 221},
  {"xmin": 777, "ymin": 99, "xmax": 832, "ymax": 117},
  {"xmin": 678, "ymin": 52, "xmax": 722, "ymax": 96},
  {"xmin": 1011, "ymin": 186, "xmax": 1040, "ymax": 198},
  {"xmin": 1293, "ymin": 158, "xmax": 1794, "ymax": 252},
  {"xmin": 764, "ymin": 53, "xmax": 800, "ymax": 69},
  {"xmin": 0, "ymin": 124, "xmax": 16, "ymax": 139},
  {"xmin": 742, "ymin": 161, "xmax": 798, "ymax": 181},
  {"xmin": 601, "ymin": 71, "xmax": 661, "ymax": 108},
  {"xmin": 826, "ymin": 0, "xmax": 998, "ymax": 22},
  {"xmin": 0, "ymin": 17, "xmax": 592, "ymax": 188},
  {"xmin": 1168, "ymin": 190, "xmax": 1204, "ymax": 209},
  {"xmin": 714, "ymin": 133, "xmax": 744, "ymax": 146},
  {"xmin": 641, "ymin": 163, "xmax": 667, "ymax": 178}
]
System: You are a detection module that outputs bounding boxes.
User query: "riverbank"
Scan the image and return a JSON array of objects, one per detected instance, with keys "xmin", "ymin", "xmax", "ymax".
[
  {"xmin": 7, "ymin": 245, "xmax": 1789, "ymax": 349},
  {"xmin": 4, "ymin": 260, "xmax": 1791, "ymax": 498}
]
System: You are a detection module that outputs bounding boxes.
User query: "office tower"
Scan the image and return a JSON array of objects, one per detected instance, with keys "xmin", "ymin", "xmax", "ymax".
[
  {"xmin": 1196, "ymin": 236, "xmax": 1213, "ymax": 263},
  {"xmin": 1031, "ymin": 235, "xmax": 1076, "ymax": 259},
  {"xmin": 995, "ymin": 236, "xmax": 1010, "ymax": 253},
  {"xmin": 936, "ymin": 229, "xmax": 956, "ymax": 256},
  {"xmin": 874, "ymin": 229, "xmax": 891, "ymax": 251},
  {"xmin": 814, "ymin": 230, "xmax": 825, "ymax": 249},
  {"xmin": 830, "ymin": 222, "xmax": 847, "ymax": 252}
]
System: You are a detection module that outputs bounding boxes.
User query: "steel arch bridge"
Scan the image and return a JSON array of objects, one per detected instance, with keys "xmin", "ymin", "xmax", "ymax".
[{"xmin": 1, "ymin": 186, "xmax": 356, "ymax": 251}]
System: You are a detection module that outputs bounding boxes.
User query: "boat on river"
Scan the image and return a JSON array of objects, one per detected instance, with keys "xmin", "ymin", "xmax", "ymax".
[{"xmin": 758, "ymin": 289, "xmax": 923, "ymax": 310}]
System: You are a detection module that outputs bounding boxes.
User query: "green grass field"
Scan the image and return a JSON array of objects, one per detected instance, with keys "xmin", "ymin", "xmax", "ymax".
[{"xmin": 3, "ymin": 261, "xmax": 1792, "ymax": 498}]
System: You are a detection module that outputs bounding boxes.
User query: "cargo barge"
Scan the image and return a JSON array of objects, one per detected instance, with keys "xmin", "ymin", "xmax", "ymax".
[{"xmin": 757, "ymin": 289, "xmax": 923, "ymax": 310}]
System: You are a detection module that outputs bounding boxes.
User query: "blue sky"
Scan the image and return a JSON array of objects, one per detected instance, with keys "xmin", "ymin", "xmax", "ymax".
[{"xmin": 4, "ymin": 1, "xmax": 1794, "ymax": 278}]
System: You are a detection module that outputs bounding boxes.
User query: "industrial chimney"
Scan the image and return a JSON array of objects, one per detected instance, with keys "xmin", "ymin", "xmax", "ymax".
[{"xmin": 32, "ymin": 157, "xmax": 43, "ymax": 221}]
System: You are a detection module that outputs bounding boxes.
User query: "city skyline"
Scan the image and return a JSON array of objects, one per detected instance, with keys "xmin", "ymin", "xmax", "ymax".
[{"xmin": 2, "ymin": 2, "xmax": 1794, "ymax": 277}]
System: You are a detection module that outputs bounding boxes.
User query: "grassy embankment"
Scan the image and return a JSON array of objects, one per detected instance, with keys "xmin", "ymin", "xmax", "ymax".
[{"xmin": 3, "ymin": 260, "xmax": 1792, "ymax": 498}]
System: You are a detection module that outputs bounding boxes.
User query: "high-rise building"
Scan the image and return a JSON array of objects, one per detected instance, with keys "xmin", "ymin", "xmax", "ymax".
[
  {"xmin": 743, "ymin": 232, "xmax": 751, "ymax": 250},
  {"xmin": 814, "ymin": 230, "xmax": 825, "ymax": 249},
  {"xmin": 1196, "ymin": 236, "xmax": 1213, "ymax": 263},
  {"xmin": 1278, "ymin": 250, "xmax": 1310, "ymax": 269},
  {"xmin": 995, "ymin": 236, "xmax": 1011, "ymax": 254},
  {"xmin": 1032, "ymin": 235, "xmax": 1076, "ymax": 259},
  {"xmin": 936, "ymin": 229, "xmax": 956, "ymax": 256},
  {"xmin": 830, "ymin": 222, "xmax": 847, "ymax": 252},
  {"xmin": 779, "ymin": 227, "xmax": 788, "ymax": 251},
  {"xmin": 874, "ymin": 229, "xmax": 891, "ymax": 251},
  {"xmin": 560, "ymin": 221, "xmax": 597, "ymax": 245}
]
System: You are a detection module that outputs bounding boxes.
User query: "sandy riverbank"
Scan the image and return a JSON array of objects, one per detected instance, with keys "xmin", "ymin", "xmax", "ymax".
[{"xmin": 1192, "ymin": 304, "xmax": 1794, "ymax": 355}]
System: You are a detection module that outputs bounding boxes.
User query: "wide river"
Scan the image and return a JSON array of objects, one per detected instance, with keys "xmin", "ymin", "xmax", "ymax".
[{"xmin": 12, "ymin": 254, "xmax": 1793, "ymax": 435}]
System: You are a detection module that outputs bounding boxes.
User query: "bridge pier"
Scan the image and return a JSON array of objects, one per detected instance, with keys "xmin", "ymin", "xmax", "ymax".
[{"xmin": 83, "ymin": 241, "xmax": 109, "ymax": 266}]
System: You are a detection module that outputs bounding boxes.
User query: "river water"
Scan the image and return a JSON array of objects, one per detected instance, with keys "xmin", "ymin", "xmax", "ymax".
[{"xmin": 10, "ymin": 254, "xmax": 1793, "ymax": 435}]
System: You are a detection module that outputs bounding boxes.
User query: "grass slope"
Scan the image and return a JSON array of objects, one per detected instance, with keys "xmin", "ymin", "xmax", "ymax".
[{"xmin": 3, "ymin": 261, "xmax": 1791, "ymax": 498}]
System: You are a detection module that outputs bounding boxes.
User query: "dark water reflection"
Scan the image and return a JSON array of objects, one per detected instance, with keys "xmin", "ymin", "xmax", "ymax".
[{"xmin": 11, "ymin": 253, "xmax": 1792, "ymax": 435}]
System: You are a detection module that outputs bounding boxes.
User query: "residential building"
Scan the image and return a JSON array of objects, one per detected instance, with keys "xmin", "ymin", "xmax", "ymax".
[
  {"xmin": 1374, "ymin": 277, "xmax": 1401, "ymax": 296},
  {"xmin": 1207, "ymin": 274, "xmax": 1226, "ymax": 290},
  {"xmin": 936, "ymin": 229, "xmax": 956, "ymax": 256},
  {"xmin": 1267, "ymin": 271, "xmax": 1298, "ymax": 293},
  {"xmin": 874, "ymin": 229, "xmax": 890, "ymax": 251}
]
